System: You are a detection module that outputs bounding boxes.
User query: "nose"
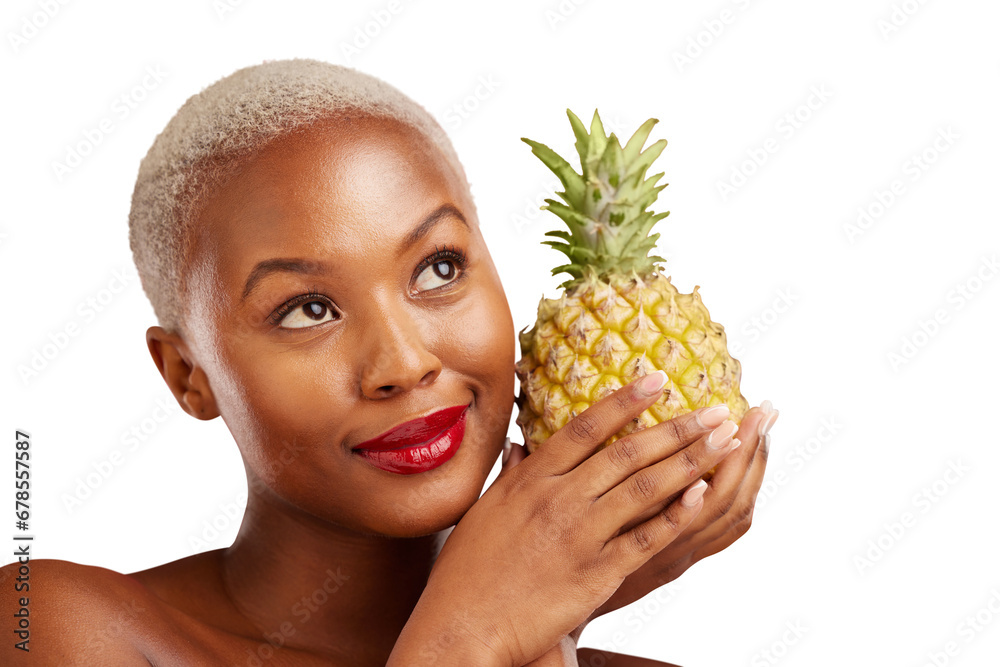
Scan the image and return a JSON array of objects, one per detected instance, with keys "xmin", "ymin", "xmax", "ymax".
[{"xmin": 359, "ymin": 297, "xmax": 443, "ymax": 399}]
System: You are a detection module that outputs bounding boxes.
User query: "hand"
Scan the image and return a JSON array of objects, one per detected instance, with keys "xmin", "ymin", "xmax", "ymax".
[
  {"xmin": 389, "ymin": 371, "xmax": 742, "ymax": 667},
  {"xmin": 564, "ymin": 401, "xmax": 778, "ymax": 623}
]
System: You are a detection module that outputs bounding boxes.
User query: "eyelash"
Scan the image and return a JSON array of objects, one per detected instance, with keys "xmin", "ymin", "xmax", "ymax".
[
  {"xmin": 267, "ymin": 245, "xmax": 470, "ymax": 327},
  {"xmin": 412, "ymin": 244, "xmax": 468, "ymax": 290}
]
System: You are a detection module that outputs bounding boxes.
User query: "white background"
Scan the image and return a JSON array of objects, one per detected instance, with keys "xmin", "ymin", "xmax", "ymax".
[{"xmin": 2, "ymin": 1, "xmax": 999, "ymax": 665}]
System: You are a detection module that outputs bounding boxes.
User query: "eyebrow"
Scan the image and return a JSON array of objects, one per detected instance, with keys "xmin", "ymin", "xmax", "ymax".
[{"xmin": 241, "ymin": 203, "xmax": 470, "ymax": 302}]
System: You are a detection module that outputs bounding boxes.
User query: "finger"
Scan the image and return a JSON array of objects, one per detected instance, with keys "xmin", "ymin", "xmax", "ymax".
[
  {"xmin": 589, "ymin": 419, "xmax": 743, "ymax": 538},
  {"xmin": 689, "ymin": 428, "xmax": 775, "ymax": 554},
  {"xmin": 531, "ymin": 370, "xmax": 671, "ymax": 476},
  {"xmin": 701, "ymin": 406, "xmax": 770, "ymax": 507},
  {"xmin": 501, "ymin": 437, "xmax": 528, "ymax": 472},
  {"xmin": 570, "ymin": 404, "xmax": 732, "ymax": 500},
  {"xmin": 602, "ymin": 478, "xmax": 708, "ymax": 577}
]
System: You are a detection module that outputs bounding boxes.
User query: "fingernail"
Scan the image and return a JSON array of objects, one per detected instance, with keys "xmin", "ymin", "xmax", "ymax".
[
  {"xmin": 761, "ymin": 432, "xmax": 771, "ymax": 457},
  {"xmin": 706, "ymin": 420, "xmax": 738, "ymax": 449},
  {"xmin": 502, "ymin": 437, "xmax": 512, "ymax": 465},
  {"xmin": 759, "ymin": 410, "xmax": 779, "ymax": 438},
  {"xmin": 694, "ymin": 404, "xmax": 730, "ymax": 429},
  {"xmin": 682, "ymin": 479, "xmax": 708, "ymax": 506},
  {"xmin": 729, "ymin": 437, "xmax": 742, "ymax": 452},
  {"xmin": 760, "ymin": 399, "xmax": 773, "ymax": 414},
  {"xmin": 637, "ymin": 370, "xmax": 668, "ymax": 397}
]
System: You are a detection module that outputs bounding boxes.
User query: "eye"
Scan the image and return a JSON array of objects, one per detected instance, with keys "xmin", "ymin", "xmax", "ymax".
[
  {"xmin": 413, "ymin": 245, "xmax": 468, "ymax": 292},
  {"xmin": 271, "ymin": 292, "xmax": 339, "ymax": 329}
]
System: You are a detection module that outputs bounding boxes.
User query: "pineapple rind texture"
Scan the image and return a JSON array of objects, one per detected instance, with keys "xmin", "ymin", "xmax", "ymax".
[{"xmin": 515, "ymin": 269, "xmax": 749, "ymax": 454}]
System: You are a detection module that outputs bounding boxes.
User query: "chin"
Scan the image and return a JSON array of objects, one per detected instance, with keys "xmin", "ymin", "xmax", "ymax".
[{"xmin": 374, "ymin": 473, "xmax": 484, "ymax": 538}]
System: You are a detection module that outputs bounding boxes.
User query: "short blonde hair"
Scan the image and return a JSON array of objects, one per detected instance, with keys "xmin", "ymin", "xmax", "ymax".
[{"xmin": 128, "ymin": 58, "xmax": 469, "ymax": 335}]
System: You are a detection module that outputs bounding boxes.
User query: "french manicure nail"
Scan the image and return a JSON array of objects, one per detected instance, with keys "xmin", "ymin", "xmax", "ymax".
[
  {"xmin": 729, "ymin": 437, "xmax": 742, "ymax": 452},
  {"xmin": 759, "ymin": 410, "xmax": 779, "ymax": 438},
  {"xmin": 682, "ymin": 479, "xmax": 708, "ymax": 506},
  {"xmin": 637, "ymin": 370, "xmax": 668, "ymax": 397},
  {"xmin": 695, "ymin": 404, "xmax": 730, "ymax": 429},
  {"xmin": 760, "ymin": 399, "xmax": 773, "ymax": 414},
  {"xmin": 706, "ymin": 420, "xmax": 738, "ymax": 449}
]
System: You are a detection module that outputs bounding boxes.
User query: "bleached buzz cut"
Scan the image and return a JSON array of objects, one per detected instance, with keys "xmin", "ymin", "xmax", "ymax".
[{"xmin": 128, "ymin": 58, "xmax": 470, "ymax": 336}]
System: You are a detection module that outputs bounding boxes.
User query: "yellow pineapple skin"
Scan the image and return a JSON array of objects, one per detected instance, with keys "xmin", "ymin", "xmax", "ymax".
[{"xmin": 515, "ymin": 269, "xmax": 749, "ymax": 454}]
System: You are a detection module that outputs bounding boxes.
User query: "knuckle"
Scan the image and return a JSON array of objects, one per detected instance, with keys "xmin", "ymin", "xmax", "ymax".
[
  {"xmin": 730, "ymin": 503, "xmax": 754, "ymax": 534},
  {"xmin": 568, "ymin": 413, "xmax": 600, "ymax": 444},
  {"xmin": 663, "ymin": 416, "xmax": 684, "ymax": 444},
  {"xmin": 658, "ymin": 507, "xmax": 681, "ymax": 534},
  {"xmin": 629, "ymin": 471, "xmax": 659, "ymax": 504},
  {"xmin": 612, "ymin": 387, "xmax": 635, "ymax": 412},
  {"xmin": 630, "ymin": 524, "xmax": 657, "ymax": 554},
  {"xmin": 610, "ymin": 437, "xmax": 641, "ymax": 470},
  {"xmin": 677, "ymin": 449, "xmax": 700, "ymax": 479},
  {"xmin": 711, "ymin": 496, "xmax": 736, "ymax": 522}
]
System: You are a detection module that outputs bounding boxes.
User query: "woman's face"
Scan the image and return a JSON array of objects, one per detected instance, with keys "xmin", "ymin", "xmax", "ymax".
[{"xmin": 181, "ymin": 114, "xmax": 515, "ymax": 537}]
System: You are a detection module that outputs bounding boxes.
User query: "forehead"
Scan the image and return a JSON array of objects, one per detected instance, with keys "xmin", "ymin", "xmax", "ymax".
[{"xmin": 187, "ymin": 114, "xmax": 473, "ymax": 290}]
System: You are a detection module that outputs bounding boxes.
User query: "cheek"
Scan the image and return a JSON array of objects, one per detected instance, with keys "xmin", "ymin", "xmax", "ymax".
[
  {"xmin": 212, "ymin": 338, "xmax": 347, "ymax": 469},
  {"xmin": 444, "ymin": 280, "xmax": 515, "ymax": 429}
]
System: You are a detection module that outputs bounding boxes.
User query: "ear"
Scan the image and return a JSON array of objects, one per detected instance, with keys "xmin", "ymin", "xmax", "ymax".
[{"xmin": 145, "ymin": 326, "xmax": 220, "ymax": 420}]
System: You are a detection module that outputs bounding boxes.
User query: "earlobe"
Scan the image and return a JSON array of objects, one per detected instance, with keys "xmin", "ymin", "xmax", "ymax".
[{"xmin": 145, "ymin": 326, "xmax": 220, "ymax": 421}]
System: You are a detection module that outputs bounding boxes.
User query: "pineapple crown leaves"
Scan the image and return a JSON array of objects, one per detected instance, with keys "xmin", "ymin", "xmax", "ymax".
[{"xmin": 521, "ymin": 109, "xmax": 670, "ymax": 289}]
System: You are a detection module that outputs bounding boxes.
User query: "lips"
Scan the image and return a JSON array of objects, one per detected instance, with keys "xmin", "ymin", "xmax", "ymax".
[
  {"xmin": 352, "ymin": 403, "xmax": 470, "ymax": 475},
  {"xmin": 352, "ymin": 403, "xmax": 469, "ymax": 452}
]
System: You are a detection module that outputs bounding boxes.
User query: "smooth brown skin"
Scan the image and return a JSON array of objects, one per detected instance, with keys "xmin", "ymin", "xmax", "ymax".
[{"xmin": 0, "ymin": 115, "xmax": 770, "ymax": 666}]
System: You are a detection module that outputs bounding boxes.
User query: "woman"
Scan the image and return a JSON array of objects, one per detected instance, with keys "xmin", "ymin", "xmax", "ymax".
[{"xmin": 2, "ymin": 59, "xmax": 776, "ymax": 666}]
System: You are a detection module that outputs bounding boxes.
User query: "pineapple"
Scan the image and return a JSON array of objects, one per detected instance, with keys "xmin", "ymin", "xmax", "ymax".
[{"xmin": 515, "ymin": 109, "xmax": 749, "ymax": 455}]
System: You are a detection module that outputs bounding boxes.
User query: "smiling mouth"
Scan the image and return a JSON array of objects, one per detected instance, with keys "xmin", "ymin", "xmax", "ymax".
[
  {"xmin": 351, "ymin": 402, "xmax": 471, "ymax": 453},
  {"xmin": 352, "ymin": 405, "xmax": 470, "ymax": 475}
]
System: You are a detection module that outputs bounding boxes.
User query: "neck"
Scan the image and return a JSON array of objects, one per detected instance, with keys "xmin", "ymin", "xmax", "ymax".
[{"xmin": 219, "ymin": 480, "xmax": 450, "ymax": 666}]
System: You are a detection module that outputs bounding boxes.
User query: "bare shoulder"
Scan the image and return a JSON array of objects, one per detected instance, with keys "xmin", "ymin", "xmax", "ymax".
[
  {"xmin": 577, "ymin": 647, "xmax": 682, "ymax": 667},
  {"xmin": 0, "ymin": 558, "xmax": 155, "ymax": 665}
]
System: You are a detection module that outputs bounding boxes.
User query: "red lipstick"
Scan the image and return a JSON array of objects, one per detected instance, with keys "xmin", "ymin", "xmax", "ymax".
[{"xmin": 353, "ymin": 404, "xmax": 469, "ymax": 475}]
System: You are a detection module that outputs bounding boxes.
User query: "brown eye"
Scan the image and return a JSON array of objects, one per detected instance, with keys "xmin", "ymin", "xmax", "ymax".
[
  {"xmin": 279, "ymin": 300, "xmax": 337, "ymax": 329},
  {"xmin": 433, "ymin": 261, "xmax": 454, "ymax": 280},
  {"xmin": 414, "ymin": 258, "xmax": 461, "ymax": 292}
]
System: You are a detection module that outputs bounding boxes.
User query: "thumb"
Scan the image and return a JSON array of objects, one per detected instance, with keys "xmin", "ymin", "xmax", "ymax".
[{"xmin": 501, "ymin": 437, "xmax": 528, "ymax": 472}]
